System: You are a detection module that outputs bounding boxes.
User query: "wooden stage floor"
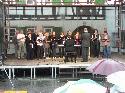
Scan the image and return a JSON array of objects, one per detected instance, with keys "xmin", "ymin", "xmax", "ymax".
[{"xmin": 4, "ymin": 53, "xmax": 125, "ymax": 66}]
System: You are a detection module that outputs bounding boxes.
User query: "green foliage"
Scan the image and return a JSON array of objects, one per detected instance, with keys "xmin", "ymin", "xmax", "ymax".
[
  {"xmin": 95, "ymin": 0, "xmax": 105, "ymax": 5},
  {"xmin": 52, "ymin": 0, "xmax": 61, "ymax": 5},
  {"xmin": 63, "ymin": 0, "xmax": 72, "ymax": 5},
  {"xmin": 16, "ymin": 0, "xmax": 26, "ymax": 4}
]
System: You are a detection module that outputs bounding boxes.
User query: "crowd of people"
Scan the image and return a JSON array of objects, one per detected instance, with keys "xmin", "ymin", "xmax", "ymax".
[{"xmin": 11, "ymin": 27, "xmax": 111, "ymax": 62}]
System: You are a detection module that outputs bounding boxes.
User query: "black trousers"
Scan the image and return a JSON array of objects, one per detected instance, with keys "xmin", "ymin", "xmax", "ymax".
[
  {"xmin": 59, "ymin": 47, "xmax": 64, "ymax": 58},
  {"xmin": 26, "ymin": 47, "xmax": 34, "ymax": 60},
  {"xmin": 82, "ymin": 47, "xmax": 89, "ymax": 62},
  {"xmin": 93, "ymin": 44, "xmax": 100, "ymax": 58},
  {"xmin": 51, "ymin": 47, "xmax": 56, "ymax": 58},
  {"xmin": 37, "ymin": 46, "xmax": 44, "ymax": 59}
]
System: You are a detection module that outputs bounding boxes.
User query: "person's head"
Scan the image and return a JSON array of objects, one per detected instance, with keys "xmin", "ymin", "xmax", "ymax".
[
  {"xmin": 68, "ymin": 31, "xmax": 72, "ymax": 36},
  {"xmin": 104, "ymin": 30, "xmax": 108, "ymax": 36},
  {"xmin": 27, "ymin": 30, "xmax": 32, "ymax": 35},
  {"xmin": 76, "ymin": 32, "xmax": 79, "ymax": 35},
  {"xmin": 20, "ymin": 30, "xmax": 24, "ymax": 34},
  {"xmin": 84, "ymin": 28, "xmax": 88, "ymax": 32},
  {"xmin": 94, "ymin": 29, "xmax": 98, "ymax": 34},
  {"xmin": 39, "ymin": 32, "xmax": 43, "ymax": 37},
  {"xmin": 45, "ymin": 32, "xmax": 49, "ymax": 37},
  {"xmin": 28, "ymin": 30, "xmax": 32, "ymax": 34},
  {"xmin": 28, "ymin": 33, "xmax": 32, "ymax": 38},
  {"xmin": 52, "ymin": 31, "xmax": 56, "ymax": 36},
  {"xmin": 61, "ymin": 32, "xmax": 64, "ymax": 35}
]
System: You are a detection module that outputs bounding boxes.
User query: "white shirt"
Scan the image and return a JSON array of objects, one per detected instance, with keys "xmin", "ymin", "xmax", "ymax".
[
  {"xmin": 17, "ymin": 33, "xmax": 25, "ymax": 43},
  {"xmin": 36, "ymin": 36, "xmax": 46, "ymax": 46}
]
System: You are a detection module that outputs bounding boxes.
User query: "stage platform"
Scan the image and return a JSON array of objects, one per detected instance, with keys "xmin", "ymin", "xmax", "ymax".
[{"xmin": 1, "ymin": 54, "xmax": 125, "ymax": 79}]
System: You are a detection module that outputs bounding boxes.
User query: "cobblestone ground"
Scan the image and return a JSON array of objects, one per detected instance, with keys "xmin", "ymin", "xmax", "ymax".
[{"xmin": 0, "ymin": 78, "xmax": 81, "ymax": 93}]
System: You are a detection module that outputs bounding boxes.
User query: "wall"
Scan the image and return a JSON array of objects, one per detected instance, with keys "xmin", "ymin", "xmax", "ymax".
[
  {"xmin": 9, "ymin": 20, "xmax": 106, "ymax": 32},
  {"xmin": 9, "ymin": 8, "xmax": 117, "ymax": 34},
  {"xmin": 105, "ymin": 7, "xmax": 118, "ymax": 52},
  {"xmin": 8, "ymin": 7, "xmax": 120, "ymax": 53}
]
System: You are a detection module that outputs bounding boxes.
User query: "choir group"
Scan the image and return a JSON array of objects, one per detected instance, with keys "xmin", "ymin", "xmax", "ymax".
[{"xmin": 12, "ymin": 27, "xmax": 111, "ymax": 62}]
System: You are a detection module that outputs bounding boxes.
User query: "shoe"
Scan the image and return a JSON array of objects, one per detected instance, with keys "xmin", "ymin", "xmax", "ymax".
[{"xmin": 81, "ymin": 60, "xmax": 88, "ymax": 62}]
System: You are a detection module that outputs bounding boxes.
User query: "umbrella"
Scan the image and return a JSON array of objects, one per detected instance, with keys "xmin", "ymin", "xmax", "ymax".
[
  {"xmin": 110, "ymin": 85, "xmax": 125, "ymax": 93},
  {"xmin": 107, "ymin": 71, "xmax": 125, "ymax": 92},
  {"xmin": 53, "ymin": 81, "xmax": 76, "ymax": 93},
  {"xmin": 53, "ymin": 79, "xmax": 106, "ymax": 93},
  {"xmin": 87, "ymin": 59, "xmax": 125, "ymax": 75}
]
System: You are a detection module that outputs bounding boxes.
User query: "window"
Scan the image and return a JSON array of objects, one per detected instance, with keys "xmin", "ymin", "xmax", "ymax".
[
  {"xmin": 9, "ymin": 7, "xmax": 16, "ymax": 15},
  {"xmin": 25, "ymin": 7, "xmax": 35, "ymax": 15},
  {"xmin": 17, "ymin": 7, "xmax": 23, "ymax": 15},
  {"xmin": 4, "ymin": 29, "xmax": 9, "ymax": 41},
  {"xmin": 43, "ymin": 7, "xmax": 52, "ymax": 15},
  {"xmin": 4, "ymin": 28, "xmax": 16, "ymax": 42},
  {"xmin": 56, "ymin": 7, "xmax": 65, "ymax": 15},
  {"xmin": 37, "ymin": 7, "xmax": 42, "ymax": 15},
  {"xmin": 9, "ymin": 28, "xmax": 16, "ymax": 42},
  {"xmin": 67, "ymin": 7, "xmax": 76, "ymax": 15},
  {"xmin": 44, "ymin": 27, "xmax": 53, "ymax": 32}
]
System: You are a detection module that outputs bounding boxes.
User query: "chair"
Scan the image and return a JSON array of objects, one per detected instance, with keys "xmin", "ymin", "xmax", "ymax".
[{"xmin": 64, "ymin": 51, "xmax": 77, "ymax": 63}]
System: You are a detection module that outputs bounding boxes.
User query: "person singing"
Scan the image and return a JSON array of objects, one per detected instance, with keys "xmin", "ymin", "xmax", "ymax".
[
  {"xmin": 58, "ymin": 32, "xmax": 65, "ymax": 58},
  {"xmin": 74, "ymin": 32, "xmax": 81, "ymax": 57},
  {"xmin": 91, "ymin": 29, "xmax": 101, "ymax": 58},
  {"xmin": 25, "ymin": 33, "xmax": 34, "ymax": 60},
  {"xmin": 50, "ymin": 31, "xmax": 57, "ymax": 60},
  {"xmin": 36, "ymin": 32, "xmax": 45, "ymax": 60},
  {"xmin": 102, "ymin": 28, "xmax": 111, "ymax": 58}
]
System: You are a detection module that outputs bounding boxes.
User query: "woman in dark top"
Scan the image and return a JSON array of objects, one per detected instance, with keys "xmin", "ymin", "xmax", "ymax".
[
  {"xmin": 50, "ymin": 31, "xmax": 57, "ymax": 59},
  {"xmin": 25, "ymin": 33, "xmax": 34, "ymax": 60},
  {"xmin": 91, "ymin": 29, "xmax": 100, "ymax": 58},
  {"xmin": 74, "ymin": 32, "xmax": 81, "ymax": 57},
  {"xmin": 74, "ymin": 32, "xmax": 81, "ymax": 45},
  {"xmin": 58, "ymin": 32, "xmax": 66, "ymax": 58}
]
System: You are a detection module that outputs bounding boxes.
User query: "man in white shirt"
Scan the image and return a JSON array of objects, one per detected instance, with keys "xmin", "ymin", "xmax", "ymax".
[
  {"xmin": 17, "ymin": 30, "xmax": 25, "ymax": 59},
  {"xmin": 36, "ymin": 32, "xmax": 45, "ymax": 59}
]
